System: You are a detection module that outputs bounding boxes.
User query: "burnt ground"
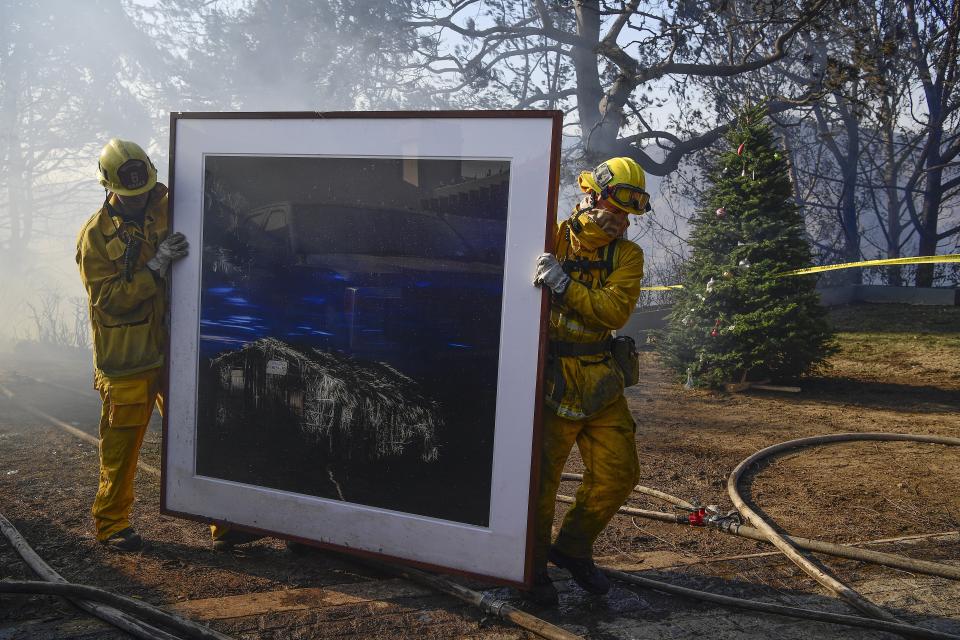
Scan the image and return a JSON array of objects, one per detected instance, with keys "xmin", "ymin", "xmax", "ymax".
[{"xmin": 1, "ymin": 302, "xmax": 959, "ymax": 639}]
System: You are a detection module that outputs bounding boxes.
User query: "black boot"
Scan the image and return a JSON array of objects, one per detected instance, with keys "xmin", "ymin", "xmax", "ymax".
[
  {"xmin": 212, "ymin": 529, "xmax": 265, "ymax": 552},
  {"xmin": 520, "ymin": 568, "xmax": 559, "ymax": 606},
  {"xmin": 548, "ymin": 545, "xmax": 610, "ymax": 595},
  {"xmin": 100, "ymin": 527, "xmax": 143, "ymax": 552}
]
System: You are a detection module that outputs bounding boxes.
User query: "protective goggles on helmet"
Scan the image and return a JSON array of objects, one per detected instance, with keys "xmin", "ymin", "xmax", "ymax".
[{"xmin": 601, "ymin": 183, "xmax": 652, "ymax": 214}]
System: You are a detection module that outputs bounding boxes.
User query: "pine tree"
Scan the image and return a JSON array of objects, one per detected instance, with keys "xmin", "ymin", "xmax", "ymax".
[{"xmin": 660, "ymin": 108, "xmax": 836, "ymax": 387}]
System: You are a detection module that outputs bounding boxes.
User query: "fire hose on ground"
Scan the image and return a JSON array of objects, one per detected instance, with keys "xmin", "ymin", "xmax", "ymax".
[
  {"xmin": 2, "ymin": 428, "xmax": 958, "ymax": 640},
  {"xmin": 728, "ymin": 432, "xmax": 960, "ymax": 623},
  {"xmin": 352, "ymin": 557, "xmax": 584, "ymax": 640},
  {"xmin": 0, "ymin": 513, "xmax": 234, "ymax": 640},
  {"xmin": 4, "ymin": 512, "xmax": 958, "ymax": 640},
  {"xmin": 558, "ymin": 477, "xmax": 960, "ymax": 581},
  {"xmin": 560, "ymin": 431, "xmax": 960, "ymax": 638},
  {"xmin": 0, "ymin": 510, "xmax": 582, "ymax": 640},
  {"xmin": 605, "ymin": 569, "xmax": 960, "ymax": 640},
  {"xmin": 0, "ymin": 580, "xmax": 234, "ymax": 640}
]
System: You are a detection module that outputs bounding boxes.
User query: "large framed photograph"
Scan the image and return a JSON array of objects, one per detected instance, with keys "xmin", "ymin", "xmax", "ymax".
[{"xmin": 162, "ymin": 111, "xmax": 561, "ymax": 585}]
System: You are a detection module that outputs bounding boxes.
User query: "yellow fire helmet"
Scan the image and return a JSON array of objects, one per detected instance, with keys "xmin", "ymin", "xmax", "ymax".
[
  {"xmin": 96, "ymin": 139, "xmax": 157, "ymax": 196},
  {"xmin": 577, "ymin": 156, "xmax": 651, "ymax": 215}
]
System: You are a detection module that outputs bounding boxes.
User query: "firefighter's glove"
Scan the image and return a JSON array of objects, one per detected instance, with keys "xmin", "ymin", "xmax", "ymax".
[
  {"xmin": 534, "ymin": 253, "xmax": 570, "ymax": 296},
  {"xmin": 147, "ymin": 232, "xmax": 189, "ymax": 277}
]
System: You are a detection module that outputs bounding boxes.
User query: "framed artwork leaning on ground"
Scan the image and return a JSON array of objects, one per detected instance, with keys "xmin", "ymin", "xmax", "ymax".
[{"xmin": 162, "ymin": 111, "xmax": 561, "ymax": 586}]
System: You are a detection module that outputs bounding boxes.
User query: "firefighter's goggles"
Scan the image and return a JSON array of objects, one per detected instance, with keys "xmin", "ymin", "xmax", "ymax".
[{"xmin": 603, "ymin": 183, "xmax": 652, "ymax": 214}]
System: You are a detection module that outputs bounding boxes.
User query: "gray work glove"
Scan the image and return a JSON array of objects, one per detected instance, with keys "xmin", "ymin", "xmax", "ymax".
[
  {"xmin": 534, "ymin": 253, "xmax": 571, "ymax": 296},
  {"xmin": 147, "ymin": 232, "xmax": 189, "ymax": 277}
]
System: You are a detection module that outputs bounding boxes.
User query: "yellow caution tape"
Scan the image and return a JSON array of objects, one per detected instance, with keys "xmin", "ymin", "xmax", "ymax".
[
  {"xmin": 640, "ymin": 284, "xmax": 684, "ymax": 291},
  {"xmin": 640, "ymin": 253, "xmax": 960, "ymax": 291},
  {"xmin": 779, "ymin": 253, "xmax": 960, "ymax": 276}
]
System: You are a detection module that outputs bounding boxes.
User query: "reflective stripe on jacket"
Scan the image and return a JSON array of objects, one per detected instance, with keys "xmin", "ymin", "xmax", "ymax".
[
  {"xmin": 76, "ymin": 184, "xmax": 169, "ymax": 379},
  {"xmin": 545, "ymin": 210, "xmax": 644, "ymax": 420}
]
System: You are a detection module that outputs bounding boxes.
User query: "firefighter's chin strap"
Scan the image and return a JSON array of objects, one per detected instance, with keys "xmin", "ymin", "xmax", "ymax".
[
  {"xmin": 568, "ymin": 194, "xmax": 597, "ymax": 255},
  {"xmin": 103, "ymin": 187, "xmax": 151, "ymax": 221}
]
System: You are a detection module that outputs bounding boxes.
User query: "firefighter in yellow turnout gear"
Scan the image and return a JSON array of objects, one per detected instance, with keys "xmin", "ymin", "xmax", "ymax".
[
  {"xmin": 77, "ymin": 139, "xmax": 188, "ymax": 551},
  {"xmin": 530, "ymin": 157, "xmax": 649, "ymax": 605}
]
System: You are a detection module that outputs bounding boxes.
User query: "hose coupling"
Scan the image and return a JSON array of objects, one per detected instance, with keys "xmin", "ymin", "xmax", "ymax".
[
  {"xmin": 704, "ymin": 505, "xmax": 742, "ymax": 530},
  {"xmin": 479, "ymin": 591, "xmax": 508, "ymax": 617},
  {"xmin": 687, "ymin": 507, "xmax": 707, "ymax": 526}
]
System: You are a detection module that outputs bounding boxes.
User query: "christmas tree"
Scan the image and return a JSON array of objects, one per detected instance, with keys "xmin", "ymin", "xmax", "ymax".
[{"xmin": 660, "ymin": 108, "xmax": 836, "ymax": 388}]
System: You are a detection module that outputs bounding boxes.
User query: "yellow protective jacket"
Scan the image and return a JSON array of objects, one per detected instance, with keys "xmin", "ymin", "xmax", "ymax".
[
  {"xmin": 76, "ymin": 184, "xmax": 170, "ymax": 380},
  {"xmin": 545, "ymin": 210, "xmax": 644, "ymax": 420}
]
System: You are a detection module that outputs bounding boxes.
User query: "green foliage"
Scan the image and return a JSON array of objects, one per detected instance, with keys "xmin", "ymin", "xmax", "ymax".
[{"xmin": 660, "ymin": 107, "xmax": 836, "ymax": 387}]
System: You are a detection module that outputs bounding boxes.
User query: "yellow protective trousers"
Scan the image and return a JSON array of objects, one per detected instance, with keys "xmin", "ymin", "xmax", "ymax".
[
  {"xmin": 92, "ymin": 368, "xmax": 162, "ymax": 540},
  {"xmin": 534, "ymin": 395, "xmax": 639, "ymax": 568}
]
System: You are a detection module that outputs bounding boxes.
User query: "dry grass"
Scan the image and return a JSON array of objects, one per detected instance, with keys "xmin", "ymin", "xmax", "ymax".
[{"xmin": 826, "ymin": 303, "xmax": 960, "ymax": 386}]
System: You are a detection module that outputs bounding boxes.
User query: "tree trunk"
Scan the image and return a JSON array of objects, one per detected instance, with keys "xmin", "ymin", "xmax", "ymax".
[
  {"xmin": 881, "ymin": 102, "xmax": 902, "ymax": 286},
  {"xmin": 914, "ymin": 160, "xmax": 944, "ymax": 288},
  {"xmin": 914, "ymin": 110, "xmax": 944, "ymax": 287},
  {"xmin": 0, "ymin": 9, "xmax": 27, "ymax": 269},
  {"xmin": 905, "ymin": 0, "xmax": 956, "ymax": 287},
  {"xmin": 572, "ymin": 0, "xmax": 607, "ymax": 159},
  {"xmin": 839, "ymin": 106, "xmax": 862, "ymax": 285}
]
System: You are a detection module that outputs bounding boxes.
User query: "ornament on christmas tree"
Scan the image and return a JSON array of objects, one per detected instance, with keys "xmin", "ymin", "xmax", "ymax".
[
  {"xmin": 722, "ymin": 270, "xmax": 734, "ymax": 279},
  {"xmin": 705, "ymin": 277, "xmax": 716, "ymax": 292},
  {"xmin": 684, "ymin": 366, "xmax": 695, "ymax": 390},
  {"xmin": 737, "ymin": 142, "xmax": 745, "ymax": 156},
  {"xmin": 741, "ymin": 167, "xmax": 746, "ymax": 177},
  {"xmin": 715, "ymin": 207, "xmax": 726, "ymax": 218},
  {"xmin": 710, "ymin": 318, "xmax": 721, "ymax": 337},
  {"xmin": 738, "ymin": 258, "xmax": 751, "ymax": 269}
]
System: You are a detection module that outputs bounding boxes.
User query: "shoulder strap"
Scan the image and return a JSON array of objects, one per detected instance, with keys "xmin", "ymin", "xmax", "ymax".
[
  {"xmin": 595, "ymin": 238, "xmax": 617, "ymax": 286},
  {"xmin": 604, "ymin": 238, "xmax": 618, "ymax": 273},
  {"xmin": 560, "ymin": 238, "xmax": 618, "ymax": 275}
]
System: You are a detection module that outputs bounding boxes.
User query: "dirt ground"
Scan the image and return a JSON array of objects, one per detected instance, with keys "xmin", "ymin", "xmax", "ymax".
[{"xmin": 1, "ymin": 302, "xmax": 959, "ymax": 639}]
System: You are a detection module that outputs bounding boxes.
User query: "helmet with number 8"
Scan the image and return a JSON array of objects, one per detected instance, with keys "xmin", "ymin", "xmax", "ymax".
[{"xmin": 96, "ymin": 139, "xmax": 157, "ymax": 196}]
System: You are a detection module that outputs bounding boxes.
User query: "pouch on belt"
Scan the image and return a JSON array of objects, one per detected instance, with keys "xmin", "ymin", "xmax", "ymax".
[{"xmin": 611, "ymin": 335, "xmax": 640, "ymax": 387}]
